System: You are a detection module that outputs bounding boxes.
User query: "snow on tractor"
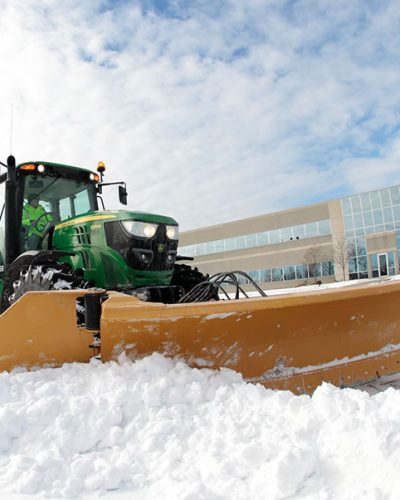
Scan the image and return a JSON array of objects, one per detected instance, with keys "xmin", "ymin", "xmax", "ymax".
[{"xmin": 1, "ymin": 155, "xmax": 400, "ymax": 394}]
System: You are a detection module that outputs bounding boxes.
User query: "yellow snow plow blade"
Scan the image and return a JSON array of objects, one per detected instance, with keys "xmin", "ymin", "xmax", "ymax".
[
  {"xmin": 100, "ymin": 280, "xmax": 400, "ymax": 394},
  {"xmin": 1, "ymin": 280, "xmax": 400, "ymax": 394},
  {"xmin": 0, "ymin": 290, "xmax": 94, "ymax": 371}
]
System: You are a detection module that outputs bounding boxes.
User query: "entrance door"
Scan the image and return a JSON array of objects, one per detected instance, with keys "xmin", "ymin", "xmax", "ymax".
[{"xmin": 378, "ymin": 253, "xmax": 388, "ymax": 277}]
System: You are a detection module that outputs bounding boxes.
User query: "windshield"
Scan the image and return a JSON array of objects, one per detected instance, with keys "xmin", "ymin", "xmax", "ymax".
[{"xmin": 23, "ymin": 174, "xmax": 97, "ymax": 222}]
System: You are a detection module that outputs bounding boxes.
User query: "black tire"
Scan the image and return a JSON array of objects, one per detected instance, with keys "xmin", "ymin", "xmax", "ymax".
[
  {"xmin": 170, "ymin": 263, "xmax": 213, "ymax": 295},
  {"xmin": 0, "ymin": 253, "xmax": 37, "ymax": 312},
  {"xmin": 0, "ymin": 253, "xmax": 89, "ymax": 312}
]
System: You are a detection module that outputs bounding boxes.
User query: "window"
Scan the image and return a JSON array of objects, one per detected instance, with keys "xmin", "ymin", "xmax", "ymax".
[
  {"xmin": 343, "ymin": 215, "xmax": 354, "ymax": 231},
  {"xmin": 348, "ymin": 257, "xmax": 357, "ymax": 273},
  {"xmin": 322, "ymin": 261, "xmax": 335, "ymax": 276},
  {"xmin": 296, "ymin": 264, "xmax": 308, "ymax": 279},
  {"xmin": 280, "ymin": 227, "xmax": 293, "ymax": 241},
  {"xmin": 305, "ymin": 222, "xmax": 318, "ymax": 238},
  {"xmin": 388, "ymin": 251, "xmax": 396, "ymax": 275},
  {"xmin": 380, "ymin": 189, "xmax": 391, "ymax": 208},
  {"xmin": 393, "ymin": 206, "xmax": 400, "ymax": 221},
  {"xmin": 349, "ymin": 238, "xmax": 367, "ymax": 256},
  {"xmin": 390, "ymin": 187, "xmax": 400, "ymax": 205},
  {"xmin": 341, "ymin": 198, "xmax": 352, "ymax": 215},
  {"xmin": 257, "ymin": 232, "xmax": 269, "ymax": 246},
  {"xmin": 271, "ymin": 268, "xmax": 283, "ymax": 281},
  {"xmin": 308, "ymin": 263, "xmax": 321, "ymax": 277},
  {"xmin": 225, "ymin": 238, "xmax": 235, "ymax": 252},
  {"xmin": 205, "ymin": 241, "xmax": 215, "ymax": 254},
  {"xmin": 370, "ymin": 191, "xmax": 381, "ymax": 210},
  {"xmin": 363, "ymin": 211, "xmax": 373, "ymax": 227},
  {"xmin": 283, "ymin": 266, "xmax": 296, "ymax": 280},
  {"xmin": 383, "ymin": 207, "xmax": 393, "ymax": 224},
  {"xmin": 261, "ymin": 269, "xmax": 272, "ymax": 282},
  {"xmin": 215, "ymin": 239, "xmax": 225, "ymax": 252},
  {"xmin": 74, "ymin": 190, "xmax": 91, "ymax": 215},
  {"xmin": 23, "ymin": 175, "xmax": 95, "ymax": 223},
  {"xmin": 179, "ymin": 245, "xmax": 194, "ymax": 257},
  {"xmin": 269, "ymin": 229, "xmax": 280, "ymax": 244},
  {"xmin": 357, "ymin": 256, "xmax": 368, "ymax": 272},
  {"xmin": 236, "ymin": 235, "xmax": 247, "ymax": 250},
  {"xmin": 360, "ymin": 193, "xmax": 371, "ymax": 211},
  {"xmin": 59, "ymin": 197, "xmax": 72, "ymax": 220},
  {"xmin": 248, "ymin": 270, "xmax": 260, "ymax": 282},
  {"xmin": 292, "ymin": 224, "xmax": 305, "ymax": 239},
  {"xmin": 318, "ymin": 220, "xmax": 331, "ymax": 235},
  {"xmin": 246, "ymin": 234, "xmax": 257, "ymax": 248},
  {"xmin": 350, "ymin": 195, "xmax": 362, "ymax": 213},
  {"xmin": 372, "ymin": 210, "xmax": 383, "ymax": 226},
  {"xmin": 353, "ymin": 213, "xmax": 363, "ymax": 230}
]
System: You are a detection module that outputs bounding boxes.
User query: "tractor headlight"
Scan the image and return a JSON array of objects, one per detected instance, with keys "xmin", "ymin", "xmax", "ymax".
[
  {"xmin": 122, "ymin": 221, "xmax": 158, "ymax": 238},
  {"xmin": 166, "ymin": 225, "xmax": 179, "ymax": 240}
]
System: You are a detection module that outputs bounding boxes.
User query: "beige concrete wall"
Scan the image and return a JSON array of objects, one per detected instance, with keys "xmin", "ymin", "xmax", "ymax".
[
  {"xmin": 186, "ymin": 235, "xmax": 333, "ymax": 276},
  {"xmin": 180, "ymin": 201, "xmax": 330, "ymax": 246},
  {"xmin": 366, "ymin": 232, "xmax": 397, "ymax": 253},
  {"xmin": 328, "ymin": 199, "xmax": 348, "ymax": 281}
]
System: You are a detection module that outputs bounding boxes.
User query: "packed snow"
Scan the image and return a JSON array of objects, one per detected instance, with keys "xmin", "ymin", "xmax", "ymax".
[{"xmin": 0, "ymin": 353, "xmax": 400, "ymax": 499}]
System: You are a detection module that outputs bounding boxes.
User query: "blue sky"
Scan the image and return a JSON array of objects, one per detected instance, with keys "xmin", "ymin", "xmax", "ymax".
[{"xmin": 0, "ymin": 0, "xmax": 399, "ymax": 229}]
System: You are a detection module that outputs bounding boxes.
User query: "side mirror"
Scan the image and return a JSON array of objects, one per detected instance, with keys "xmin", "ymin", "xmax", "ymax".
[{"xmin": 119, "ymin": 185, "xmax": 128, "ymax": 205}]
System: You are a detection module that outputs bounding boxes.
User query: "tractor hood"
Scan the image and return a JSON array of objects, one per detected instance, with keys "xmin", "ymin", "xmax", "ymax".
[{"xmin": 55, "ymin": 210, "xmax": 178, "ymax": 231}]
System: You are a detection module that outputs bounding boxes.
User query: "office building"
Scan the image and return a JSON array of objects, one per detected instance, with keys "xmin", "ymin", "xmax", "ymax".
[{"xmin": 179, "ymin": 185, "xmax": 400, "ymax": 288}]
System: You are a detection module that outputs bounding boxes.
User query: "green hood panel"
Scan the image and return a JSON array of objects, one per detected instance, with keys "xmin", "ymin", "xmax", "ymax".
[{"xmin": 55, "ymin": 210, "xmax": 178, "ymax": 231}]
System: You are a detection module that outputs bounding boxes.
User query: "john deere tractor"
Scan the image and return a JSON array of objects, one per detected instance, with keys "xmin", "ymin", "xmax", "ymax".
[{"xmin": 0, "ymin": 155, "xmax": 199, "ymax": 311}]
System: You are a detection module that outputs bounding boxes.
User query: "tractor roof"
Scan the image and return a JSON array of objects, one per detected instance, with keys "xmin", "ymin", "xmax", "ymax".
[{"xmin": 17, "ymin": 161, "xmax": 92, "ymax": 173}]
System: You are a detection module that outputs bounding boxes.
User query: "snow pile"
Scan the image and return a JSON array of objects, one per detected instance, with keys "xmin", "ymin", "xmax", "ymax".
[{"xmin": 0, "ymin": 354, "xmax": 400, "ymax": 499}]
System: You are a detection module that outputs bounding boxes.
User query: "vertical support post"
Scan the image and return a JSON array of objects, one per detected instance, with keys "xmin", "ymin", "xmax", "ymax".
[{"xmin": 5, "ymin": 155, "xmax": 18, "ymax": 268}]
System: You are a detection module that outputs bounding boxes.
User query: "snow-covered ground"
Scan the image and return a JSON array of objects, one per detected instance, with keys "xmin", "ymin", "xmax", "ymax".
[{"xmin": 1, "ymin": 353, "xmax": 400, "ymax": 499}]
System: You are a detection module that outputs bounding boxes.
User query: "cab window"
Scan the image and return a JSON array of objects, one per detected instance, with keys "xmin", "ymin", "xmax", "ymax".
[{"xmin": 23, "ymin": 174, "xmax": 95, "ymax": 224}]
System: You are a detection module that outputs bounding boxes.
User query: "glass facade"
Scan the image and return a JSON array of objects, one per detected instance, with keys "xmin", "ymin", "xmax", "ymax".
[
  {"xmin": 180, "ymin": 219, "xmax": 331, "ymax": 257},
  {"xmin": 341, "ymin": 186, "xmax": 400, "ymax": 238},
  {"xmin": 246, "ymin": 260, "xmax": 335, "ymax": 284},
  {"xmin": 341, "ymin": 186, "xmax": 400, "ymax": 279}
]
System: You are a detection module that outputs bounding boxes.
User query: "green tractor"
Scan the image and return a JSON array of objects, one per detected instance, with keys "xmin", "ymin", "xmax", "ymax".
[{"xmin": 0, "ymin": 155, "xmax": 200, "ymax": 312}]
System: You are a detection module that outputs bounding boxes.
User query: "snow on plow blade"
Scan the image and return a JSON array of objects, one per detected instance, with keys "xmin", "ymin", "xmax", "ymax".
[
  {"xmin": 101, "ymin": 280, "xmax": 400, "ymax": 394},
  {"xmin": 1, "ymin": 280, "xmax": 400, "ymax": 394}
]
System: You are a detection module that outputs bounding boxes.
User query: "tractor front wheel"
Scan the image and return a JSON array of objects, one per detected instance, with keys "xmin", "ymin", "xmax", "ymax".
[{"xmin": 1, "ymin": 260, "xmax": 88, "ymax": 312}]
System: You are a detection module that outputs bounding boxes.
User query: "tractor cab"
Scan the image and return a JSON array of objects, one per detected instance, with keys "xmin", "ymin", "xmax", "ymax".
[
  {"xmin": 0, "ymin": 157, "xmax": 127, "ymax": 274},
  {"xmin": 19, "ymin": 162, "xmax": 100, "ymax": 251},
  {"xmin": 6, "ymin": 161, "xmax": 100, "ymax": 255}
]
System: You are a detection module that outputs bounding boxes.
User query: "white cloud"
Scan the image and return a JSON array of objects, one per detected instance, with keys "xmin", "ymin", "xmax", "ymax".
[
  {"xmin": 339, "ymin": 136, "xmax": 400, "ymax": 193},
  {"xmin": 0, "ymin": 0, "xmax": 399, "ymax": 229}
]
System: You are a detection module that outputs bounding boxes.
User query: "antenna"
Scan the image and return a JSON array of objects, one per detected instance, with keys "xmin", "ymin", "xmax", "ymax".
[{"xmin": 9, "ymin": 103, "xmax": 14, "ymax": 154}]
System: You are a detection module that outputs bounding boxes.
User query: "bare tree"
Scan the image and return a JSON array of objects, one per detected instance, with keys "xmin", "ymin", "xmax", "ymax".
[
  {"xmin": 303, "ymin": 245, "xmax": 332, "ymax": 284},
  {"xmin": 332, "ymin": 235, "xmax": 349, "ymax": 281},
  {"xmin": 331, "ymin": 235, "xmax": 366, "ymax": 281}
]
